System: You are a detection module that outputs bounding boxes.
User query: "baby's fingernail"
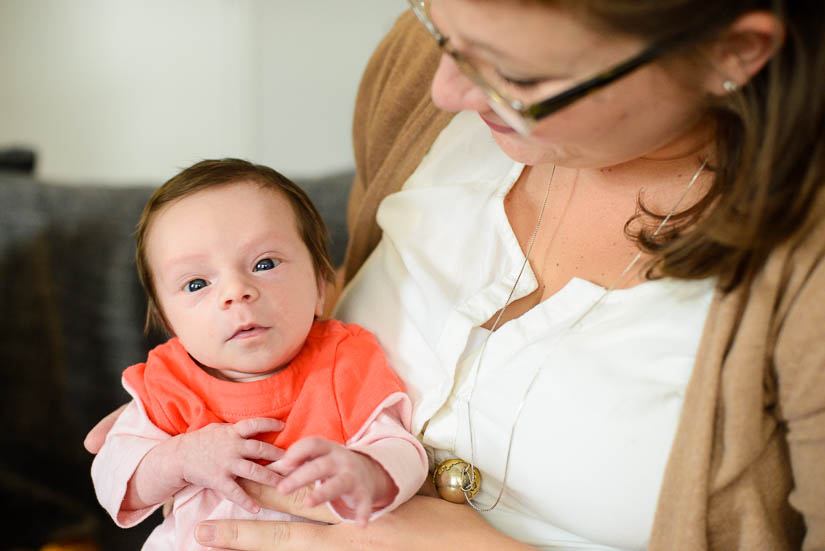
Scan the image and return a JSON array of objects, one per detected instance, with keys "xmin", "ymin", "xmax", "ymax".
[{"xmin": 196, "ymin": 522, "xmax": 216, "ymax": 543}]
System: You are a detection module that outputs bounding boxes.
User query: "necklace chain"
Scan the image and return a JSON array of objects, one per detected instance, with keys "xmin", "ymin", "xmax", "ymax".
[{"xmin": 461, "ymin": 156, "xmax": 709, "ymax": 512}]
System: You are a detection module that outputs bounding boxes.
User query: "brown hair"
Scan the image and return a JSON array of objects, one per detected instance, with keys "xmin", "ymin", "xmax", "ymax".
[
  {"xmin": 135, "ymin": 158, "xmax": 336, "ymax": 334},
  {"xmin": 535, "ymin": 0, "xmax": 825, "ymax": 290}
]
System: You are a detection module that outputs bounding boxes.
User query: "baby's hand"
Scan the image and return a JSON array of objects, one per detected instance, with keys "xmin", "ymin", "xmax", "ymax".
[
  {"xmin": 175, "ymin": 417, "xmax": 284, "ymax": 513},
  {"xmin": 275, "ymin": 437, "xmax": 396, "ymax": 527}
]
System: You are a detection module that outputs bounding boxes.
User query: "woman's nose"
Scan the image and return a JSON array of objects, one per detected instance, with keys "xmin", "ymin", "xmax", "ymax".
[
  {"xmin": 220, "ymin": 276, "xmax": 259, "ymax": 308},
  {"xmin": 430, "ymin": 53, "xmax": 490, "ymax": 114}
]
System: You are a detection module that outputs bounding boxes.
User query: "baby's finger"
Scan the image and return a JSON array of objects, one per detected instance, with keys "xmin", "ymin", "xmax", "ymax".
[
  {"xmin": 278, "ymin": 437, "xmax": 334, "ymax": 469},
  {"xmin": 218, "ymin": 478, "xmax": 261, "ymax": 514},
  {"xmin": 241, "ymin": 438, "xmax": 284, "ymax": 463},
  {"xmin": 233, "ymin": 459, "xmax": 284, "ymax": 489},
  {"xmin": 233, "ymin": 417, "xmax": 284, "ymax": 438},
  {"xmin": 277, "ymin": 456, "xmax": 335, "ymax": 495},
  {"xmin": 355, "ymin": 493, "xmax": 373, "ymax": 528},
  {"xmin": 305, "ymin": 474, "xmax": 350, "ymax": 507}
]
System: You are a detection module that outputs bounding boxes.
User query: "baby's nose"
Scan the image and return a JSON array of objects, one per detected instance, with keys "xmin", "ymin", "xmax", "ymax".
[{"xmin": 220, "ymin": 278, "xmax": 259, "ymax": 307}]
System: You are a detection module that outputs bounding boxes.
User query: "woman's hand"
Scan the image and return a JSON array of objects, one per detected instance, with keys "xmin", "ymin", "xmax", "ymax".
[
  {"xmin": 84, "ymin": 404, "xmax": 127, "ymax": 453},
  {"xmin": 194, "ymin": 480, "xmax": 534, "ymax": 551}
]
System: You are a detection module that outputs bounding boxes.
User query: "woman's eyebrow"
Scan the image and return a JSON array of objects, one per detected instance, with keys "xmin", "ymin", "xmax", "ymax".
[
  {"xmin": 457, "ymin": 35, "xmax": 575, "ymax": 78},
  {"xmin": 457, "ymin": 34, "xmax": 527, "ymax": 65}
]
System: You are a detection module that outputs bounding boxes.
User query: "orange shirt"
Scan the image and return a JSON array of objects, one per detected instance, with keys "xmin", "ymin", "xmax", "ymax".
[{"xmin": 123, "ymin": 319, "xmax": 404, "ymax": 449}]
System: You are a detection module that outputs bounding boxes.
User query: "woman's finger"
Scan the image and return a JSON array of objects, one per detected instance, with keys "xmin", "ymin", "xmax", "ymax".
[
  {"xmin": 239, "ymin": 479, "xmax": 339, "ymax": 524},
  {"xmin": 84, "ymin": 403, "xmax": 128, "ymax": 453},
  {"xmin": 194, "ymin": 496, "xmax": 518, "ymax": 551},
  {"xmin": 196, "ymin": 519, "xmax": 329, "ymax": 551}
]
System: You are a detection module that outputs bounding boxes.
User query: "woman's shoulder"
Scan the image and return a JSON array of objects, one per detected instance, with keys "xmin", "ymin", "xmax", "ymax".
[
  {"xmin": 352, "ymin": 10, "xmax": 454, "ymax": 186},
  {"xmin": 346, "ymin": 11, "xmax": 454, "ymax": 282},
  {"xmin": 709, "ymin": 202, "xmax": 825, "ymax": 391},
  {"xmin": 354, "ymin": 11, "xmax": 441, "ymax": 128},
  {"xmin": 771, "ymin": 207, "xmax": 825, "ymax": 369},
  {"xmin": 770, "ymin": 198, "xmax": 825, "ymax": 323}
]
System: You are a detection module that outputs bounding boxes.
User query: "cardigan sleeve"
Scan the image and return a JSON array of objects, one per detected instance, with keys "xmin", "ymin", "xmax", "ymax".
[
  {"xmin": 774, "ymin": 253, "xmax": 825, "ymax": 550},
  {"xmin": 344, "ymin": 11, "xmax": 453, "ymax": 283}
]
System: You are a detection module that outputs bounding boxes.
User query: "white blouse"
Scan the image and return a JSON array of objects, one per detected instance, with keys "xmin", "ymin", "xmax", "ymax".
[{"xmin": 334, "ymin": 111, "xmax": 716, "ymax": 551}]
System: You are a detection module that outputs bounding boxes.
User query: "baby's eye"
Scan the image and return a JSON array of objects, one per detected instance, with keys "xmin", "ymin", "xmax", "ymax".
[
  {"xmin": 254, "ymin": 258, "xmax": 280, "ymax": 272},
  {"xmin": 185, "ymin": 279, "xmax": 208, "ymax": 292}
]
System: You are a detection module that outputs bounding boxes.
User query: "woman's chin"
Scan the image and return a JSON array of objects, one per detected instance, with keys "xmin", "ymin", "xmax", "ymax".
[{"xmin": 489, "ymin": 130, "xmax": 572, "ymax": 167}]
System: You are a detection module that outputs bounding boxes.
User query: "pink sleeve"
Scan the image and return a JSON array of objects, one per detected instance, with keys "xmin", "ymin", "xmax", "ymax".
[
  {"xmin": 90, "ymin": 380, "xmax": 171, "ymax": 527},
  {"xmin": 327, "ymin": 391, "xmax": 428, "ymax": 522}
]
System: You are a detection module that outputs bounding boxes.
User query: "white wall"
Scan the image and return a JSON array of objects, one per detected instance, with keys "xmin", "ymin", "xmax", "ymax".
[{"xmin": 0, "ymin": 1, "xmax": 405, "ymax": 184}]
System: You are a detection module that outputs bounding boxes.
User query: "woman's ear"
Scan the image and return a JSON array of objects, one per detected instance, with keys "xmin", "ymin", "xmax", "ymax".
[{"xmin": 704, "ymin": 11, "xmax": 785, "ymax": 94}]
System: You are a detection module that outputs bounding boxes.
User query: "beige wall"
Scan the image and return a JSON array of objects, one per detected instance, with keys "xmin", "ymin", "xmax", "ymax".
[{"xmin": 0, "ymin": 1, "xmax": 404, "ymax": 184}]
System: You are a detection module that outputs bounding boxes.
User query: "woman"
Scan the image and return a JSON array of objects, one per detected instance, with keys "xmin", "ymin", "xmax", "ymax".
[{"xmin": 87, "ymin": 1, "xmax": 824, "ymax": 549}]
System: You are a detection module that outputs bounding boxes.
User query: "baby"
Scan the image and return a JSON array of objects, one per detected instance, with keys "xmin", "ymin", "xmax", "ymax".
[{"xmin": 91, "ymin": 159, "xmax": 426, "ymax": 550}]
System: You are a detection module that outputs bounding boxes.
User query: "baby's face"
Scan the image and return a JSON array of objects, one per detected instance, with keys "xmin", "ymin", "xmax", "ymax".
[{"xmin": 146, "ymin": 181, "xmax": 324, "ymax": 382}]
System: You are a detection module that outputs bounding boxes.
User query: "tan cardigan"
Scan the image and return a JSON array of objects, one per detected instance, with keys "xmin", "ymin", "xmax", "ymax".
[{"xmin": 343, "ymin": 12, "xmax": 825, "ymax": 551}]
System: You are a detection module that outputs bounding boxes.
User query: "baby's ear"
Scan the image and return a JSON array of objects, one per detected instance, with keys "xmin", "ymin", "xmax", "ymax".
[
  {"xmin": 314, "ymin": 276, "xmax": 327, "ymax": 318},
  {"xmin": 144, "ymin": 303, "xmax": 171, "ymax": 338},
  {"xmin": 155, "ymin": 308, "xmax": 176, "ymax": 338}
]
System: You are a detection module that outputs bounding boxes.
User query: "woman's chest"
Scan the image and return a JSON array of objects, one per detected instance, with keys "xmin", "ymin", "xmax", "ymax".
[
  {"xmin": 497, "ymin": 169, "xmax": 659, "ymax": 328},
  {"xmin": 420, "ymin": 279, "xmax": 714, "ymax": 550}
]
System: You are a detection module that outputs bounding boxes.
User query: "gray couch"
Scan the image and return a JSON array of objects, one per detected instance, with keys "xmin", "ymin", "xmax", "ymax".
[{"xmin": 0, "ymin": 169, "xmax": 353, "ymax": 549}]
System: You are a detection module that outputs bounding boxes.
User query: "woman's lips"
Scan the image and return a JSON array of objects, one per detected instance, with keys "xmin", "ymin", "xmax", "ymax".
[{"xmin": 480, "ymin": 116, "xmax": 516, "ymax": 134}]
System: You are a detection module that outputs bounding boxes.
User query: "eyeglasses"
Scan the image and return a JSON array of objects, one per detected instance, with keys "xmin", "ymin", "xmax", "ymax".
[{"xmin": 408, "ymin": 0, "xmax": 684, "ymax": 136}]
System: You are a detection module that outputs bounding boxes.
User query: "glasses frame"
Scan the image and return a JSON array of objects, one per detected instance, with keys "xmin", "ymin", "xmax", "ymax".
[{"xmin": 408, "ymin": 0, "xmax": 686, "ymax": 135}]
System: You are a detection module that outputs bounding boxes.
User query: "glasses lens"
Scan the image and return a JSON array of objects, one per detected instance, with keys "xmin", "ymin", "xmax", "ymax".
[{"xmin": 409, "ymin": 0, "xmax": 534, "ymax": 135}]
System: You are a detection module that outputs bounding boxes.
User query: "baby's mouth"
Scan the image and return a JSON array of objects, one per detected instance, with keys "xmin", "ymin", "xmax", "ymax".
[{"xmin": 229, "ymin": 324, "xmax": 267, "ymax": 341}]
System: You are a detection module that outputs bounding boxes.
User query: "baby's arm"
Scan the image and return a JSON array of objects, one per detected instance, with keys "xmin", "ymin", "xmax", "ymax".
[
  {"xmin": 92, "ymin": 398, "xmax": 286, "ymax": 527},
  {"xmin": 123, "ymin": 417, "xmax": 285, "ymax": 514},
  {"xmin": 274, "ymin": 393, "xmax": 427, "ymax": 527},
  {"xmin": 92, "ymin": 399, "xmax": 174, "ymax": 526}
]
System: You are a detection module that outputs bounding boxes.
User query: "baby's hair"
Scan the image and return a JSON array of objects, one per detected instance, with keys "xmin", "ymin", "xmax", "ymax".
[{"xmin": 135, "ymin": 158, "xmax": 336, "ymax": 334}]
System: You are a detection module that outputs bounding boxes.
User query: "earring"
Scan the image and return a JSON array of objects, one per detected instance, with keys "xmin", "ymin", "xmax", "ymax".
[{"xmin": 722, "ymin": 80, "xmax": 738, "ymax": 93}]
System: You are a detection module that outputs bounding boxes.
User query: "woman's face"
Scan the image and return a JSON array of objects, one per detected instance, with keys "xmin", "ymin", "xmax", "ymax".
[{"xmin": 428, "ymin": 0, "xmax": 712, "ymax": 168}]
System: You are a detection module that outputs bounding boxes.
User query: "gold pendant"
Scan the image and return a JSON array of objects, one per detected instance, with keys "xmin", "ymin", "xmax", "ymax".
[{"xmin": 433, "ymin": 458, "xmax": 481, "ymax": 503}]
